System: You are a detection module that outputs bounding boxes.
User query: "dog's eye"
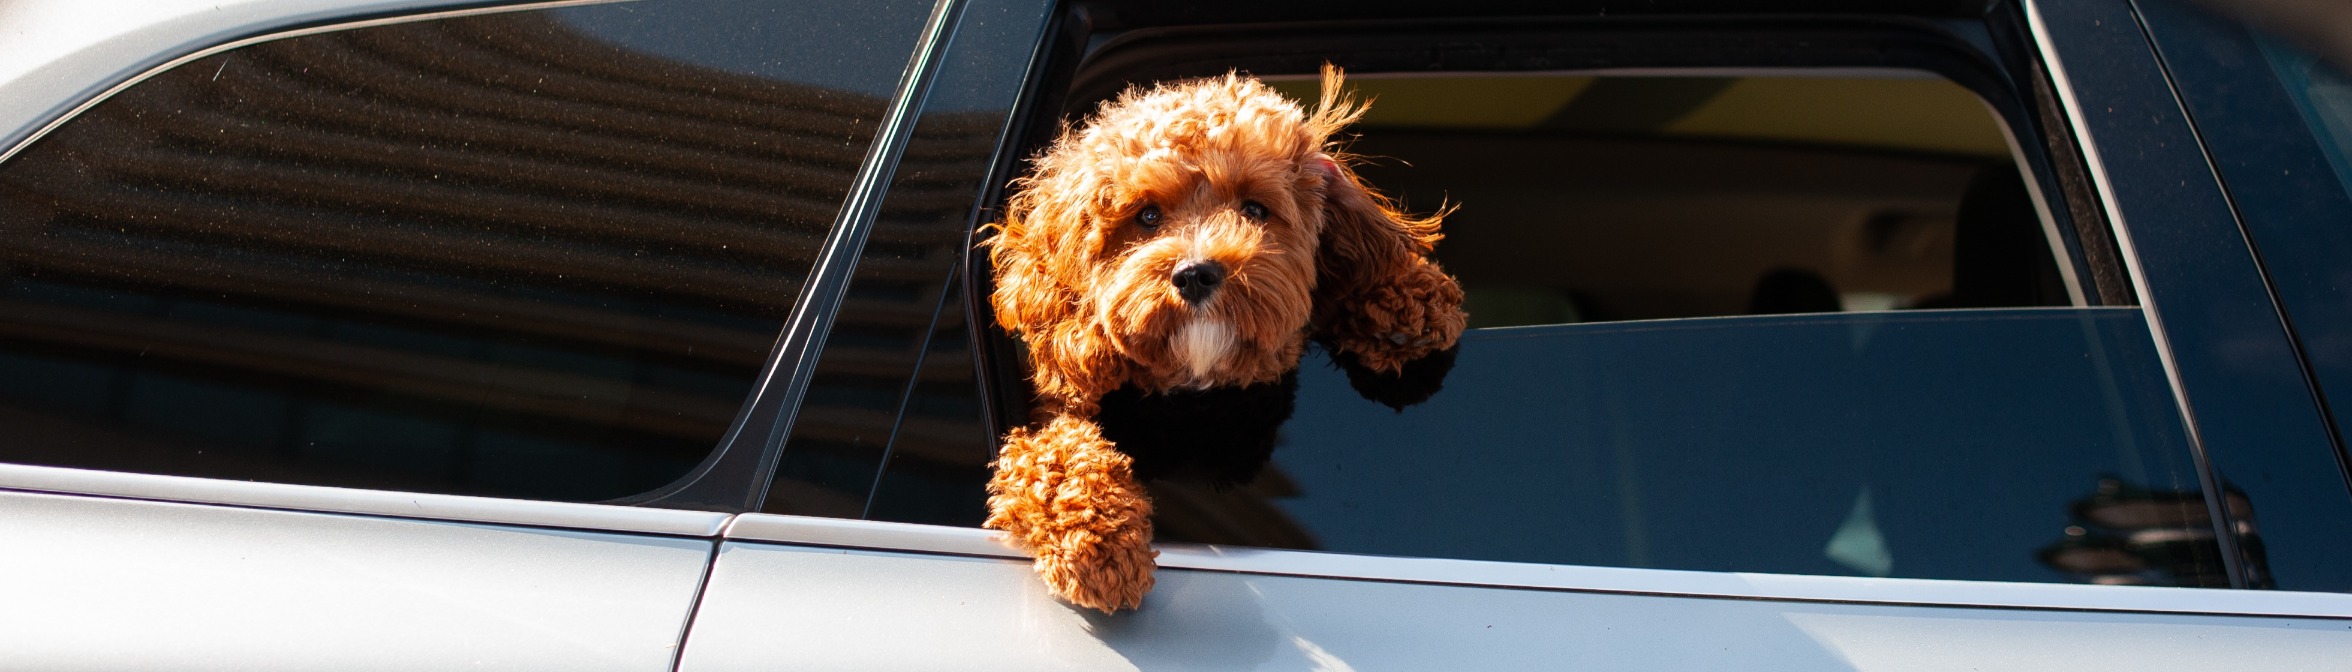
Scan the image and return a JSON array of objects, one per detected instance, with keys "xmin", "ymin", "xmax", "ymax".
[
  {"xmin": 1135, "ymin": 204, "xmax": 1163, "ymax": 230},
  {"xmin": 1240, "ymin": 201, "xmax": 1268, "ymax": 221}
]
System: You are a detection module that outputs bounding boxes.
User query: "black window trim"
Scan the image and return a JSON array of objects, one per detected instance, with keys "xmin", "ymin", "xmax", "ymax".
[{"xmin": 964, "ymin": 0, "xmax": 1086, "ymax": 452}]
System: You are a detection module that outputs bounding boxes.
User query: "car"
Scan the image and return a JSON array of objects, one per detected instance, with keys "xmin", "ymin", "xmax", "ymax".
[{"xmin": 1, "ymin": 0, "xmax": 2348, "ymax": 669}]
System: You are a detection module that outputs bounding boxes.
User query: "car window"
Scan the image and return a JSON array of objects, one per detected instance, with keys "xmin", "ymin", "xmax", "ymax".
[
  {"xmin": 1156, "ymin": 69, "xmax": 2214, "ymax": 586},
  {"xmin": 1265, "ymin": 73, "xmax": 2074, "ymax": 326},
  {"xmin": 0, "ymin": 0, "xmax": 936, "ymax": 501},
  {"xmin": 1165, "ymin": 311, "xmax": 2211, "ymax": 585},
  {"xmin": 831, "ymin": 16, "xmax": 2236, "ymax": 588}
]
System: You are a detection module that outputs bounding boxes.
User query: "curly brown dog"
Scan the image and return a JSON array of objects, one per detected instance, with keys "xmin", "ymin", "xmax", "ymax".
[{"xmin": 982, "ymin": 65, "xmax": 1465, "ymax": 612}]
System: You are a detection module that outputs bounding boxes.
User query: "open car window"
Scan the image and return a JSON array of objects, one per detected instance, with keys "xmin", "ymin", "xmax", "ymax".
[
  {"xmin": 834, "ymin": 18, "xmax": 2240, "ymax": 589},
  {"xmin": 1115, "ymin": 69, "xmax": 2214, "ymax": 587},
  {"xmin": 1267, "ymin": 71, "xmax": 2075, "ymax": 326}
]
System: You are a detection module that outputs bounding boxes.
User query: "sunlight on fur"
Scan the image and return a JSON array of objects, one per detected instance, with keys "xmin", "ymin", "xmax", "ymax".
[
  {"xmin": 1175, "ymin": 319, "xmax": 1233, "ymax": 384},
  {"xmin": 981, "ymin": 64, "xmax": 1467, "ymax": 612}
]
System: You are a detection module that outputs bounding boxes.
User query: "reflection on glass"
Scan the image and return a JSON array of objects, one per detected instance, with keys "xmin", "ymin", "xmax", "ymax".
[
  {"xmin": 2036, "ymin": 476, "xmax": 2253, "ymax": 587},
  {"xmin": 1152, "ymin": 308, "xmax": 2229, "ymax": 587},
  {"xmin": 764, "ymin": 0, "xmax": 1048, "ymax": 522},
  {"xmin": 2257, "ymin": 34, "xmax": 2352, "ymax": 209},
  {"xmin": 0, "ymin": 0, "xmax": 930, "ymax": 500}
]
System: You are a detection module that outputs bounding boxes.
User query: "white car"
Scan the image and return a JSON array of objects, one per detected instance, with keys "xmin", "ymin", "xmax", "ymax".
[{"xmin": 2, "ymin": 0, "xmax": 2349, "ymax": 669}]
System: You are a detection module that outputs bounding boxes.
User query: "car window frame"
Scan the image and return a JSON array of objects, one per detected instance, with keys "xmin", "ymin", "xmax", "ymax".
[{"xmin": 909, "ymin": 0, "xmax": 2342, "ymax": 602}]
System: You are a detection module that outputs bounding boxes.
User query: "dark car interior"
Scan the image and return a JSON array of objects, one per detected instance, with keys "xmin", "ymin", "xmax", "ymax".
[{"xmin": 1262, "ymin": 72, "xmax": 2076, "ymax": 325}]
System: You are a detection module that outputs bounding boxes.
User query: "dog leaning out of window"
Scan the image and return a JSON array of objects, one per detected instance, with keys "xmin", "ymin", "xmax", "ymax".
[{"xmin": 980, "ymin": 65, "xmax": 1465, "ymax": 612}]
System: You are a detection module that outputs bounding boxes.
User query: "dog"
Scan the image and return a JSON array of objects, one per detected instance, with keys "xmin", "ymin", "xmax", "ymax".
[{"xmin": 982, "ymin": 65, "xmax": 1465, "ymax": 612}]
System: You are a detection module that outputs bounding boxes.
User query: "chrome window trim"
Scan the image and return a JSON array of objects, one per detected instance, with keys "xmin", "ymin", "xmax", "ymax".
[
  {"xmin": 0, "ymin": 0, "xmax": 625, "ymax": 164},
  {"xmin": 2025, "ymin": 0, "xmax": 2172, "ymax": 373},
  {"xmin": 0, "ymin": 463, "xmax": 730, "ymax": 536},
  {"xmin": 723, "ymin": 512, "xmax": 2352, "ymax": 620}
]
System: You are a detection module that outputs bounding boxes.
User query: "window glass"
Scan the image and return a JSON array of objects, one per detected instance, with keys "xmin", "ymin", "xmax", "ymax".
[
  {"xmin": 858, "ymin": 277, "xmax": 993, "ymax": 526},
  {"xmin": 2255, "ymin": 37, "xmax": 2352, "ymax": 211},
  {"xmin": 1156, "ymin": 310, "xmax": 2221, "ymax": 586},
  {"xmin": 0, "ymin": 0, "xmax": 934, "ymax": 501},
  {"xmin": 761, "ymin": 0, "xmax": 1041, "ymax": 523},
  {"xmin": 1267, "ymin": 73, "xmax": 2073, "ymax": 326}
]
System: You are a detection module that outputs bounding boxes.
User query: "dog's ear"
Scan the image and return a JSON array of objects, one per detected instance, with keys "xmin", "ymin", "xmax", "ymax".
[
  {"xmin": 1309, "ymin": 156, "xmax": 1467, "ymax": 374},
  {"xmin": 985, "ymin": 163, "xmax": 1083, "ymax": 336},
  {"xmin": 1305, "ymin": 66, "xmax": 1468, "ymax": 374},
  {"xmin": 985, "ymin": 146, "xmax": 1124, "ymax": 406}
]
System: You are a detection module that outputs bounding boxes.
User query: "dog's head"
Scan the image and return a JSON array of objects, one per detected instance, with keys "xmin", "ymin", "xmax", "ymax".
[{"xmin": 989, "ymin": 66, "xmax": 1443, "ymax": 401}]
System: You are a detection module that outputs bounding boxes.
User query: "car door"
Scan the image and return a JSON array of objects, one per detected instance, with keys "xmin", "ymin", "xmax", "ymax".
[
  {"xmin": 677, "ymin": 0, "xmax": 2352, "ymax": 670},
  {"xmin": 0, "ymin": 0, "xmax": 938, "ymax": 668},
  {"xmin": 0, "ymin": 471, "xmax": 723, "ymax": 671}
]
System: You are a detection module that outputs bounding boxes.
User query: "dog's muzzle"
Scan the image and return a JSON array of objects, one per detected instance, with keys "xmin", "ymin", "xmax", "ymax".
[{"xmin": 1171, "ymin": 260, "xmax": 1225, "ymax": 305}]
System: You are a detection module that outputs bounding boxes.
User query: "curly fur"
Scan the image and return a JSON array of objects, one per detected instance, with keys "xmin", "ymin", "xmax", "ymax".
[{"xmin": 983, "ymin": 65, "xmax": 1465, "ymax": 612}]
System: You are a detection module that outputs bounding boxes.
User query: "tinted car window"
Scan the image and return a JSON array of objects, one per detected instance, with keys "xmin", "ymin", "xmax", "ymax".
[
  {"xmin": 761, "ymin": 0, "xmax": 1043, "ymax": 524},
  {"xmin": 2250, "ymin": 38, "xmax": 2352, "ymax": 186},
  {"xmin": 1157, "ymin": 310, "xmax": 2220, "ymax": 585},
  {"xmin": 0, "ymin": 0, "xmax": 934, "ymax": 501},
  {"xmin": 2128, "ymin": 0, "xmax": 2352, "ymax": 592}
]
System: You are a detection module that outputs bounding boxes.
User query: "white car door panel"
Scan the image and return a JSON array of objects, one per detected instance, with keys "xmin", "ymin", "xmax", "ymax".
[
  {"xmin": 678, "ymin": 515, "xmax": 2352, "ymax": 671},
  {"xmin": 0, "ymin": 487, "xmax": 715, "ymax": 672}
]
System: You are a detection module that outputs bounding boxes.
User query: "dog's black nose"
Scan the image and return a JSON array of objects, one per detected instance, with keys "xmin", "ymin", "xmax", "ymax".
[{"xmin": 1171, "ymin": 261, "xmax": 1226, "ymax": 304}]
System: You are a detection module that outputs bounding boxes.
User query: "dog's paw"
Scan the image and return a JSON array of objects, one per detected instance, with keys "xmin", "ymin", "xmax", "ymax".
[
  {"xmin": 1035, "ymin": 525, "xmax": 1158, "ymax": 612},
  {"xmin": 1328, "ymin": 262, "xmax": 1465, "ymax": 373},
  {"xmin": 1329, "ymin": 342, "xmax": 1458, "ymax": 411},
  {"xmin": 985, "ymin": 416, "xmax": 1160, "ymax": 613}
]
